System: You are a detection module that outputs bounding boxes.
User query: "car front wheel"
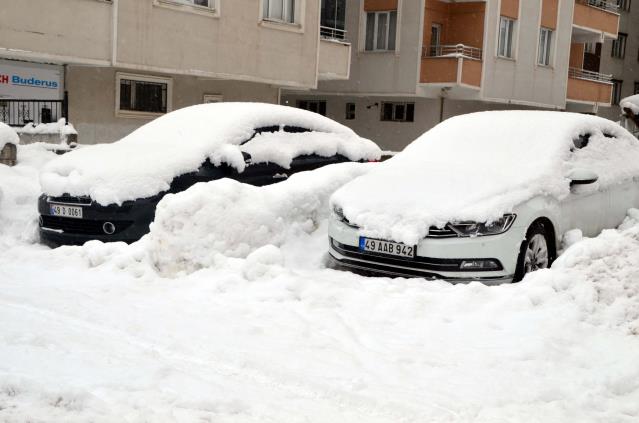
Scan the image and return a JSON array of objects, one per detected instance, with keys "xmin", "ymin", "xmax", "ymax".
[{"xmin": 514, "ymin": 222, "xmax": 553, "ymax": 282}]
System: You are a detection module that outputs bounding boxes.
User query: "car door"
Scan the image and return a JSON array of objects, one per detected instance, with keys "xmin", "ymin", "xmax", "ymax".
[
  {"xmin": 559, "ymin": 134, "xmax": 610, "ymax": 237},
  {"xmin": 289, "ymin": 153, "xmax": 349, "ymax": 175}
]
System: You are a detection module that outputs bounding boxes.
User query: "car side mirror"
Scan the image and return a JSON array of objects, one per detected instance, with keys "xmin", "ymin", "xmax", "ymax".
[
  {"xmin": 568, "ymin": 169, "xmax": 599, "ymax": 187},
  {"xmin": 241, "ymin": 151, "xmax": 252, "ymax": 164}
]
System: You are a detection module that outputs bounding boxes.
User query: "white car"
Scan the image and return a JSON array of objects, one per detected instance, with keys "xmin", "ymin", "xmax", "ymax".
[{"xmin": 328, "ymin": 111, "xmax": 639, "ymax": 284}]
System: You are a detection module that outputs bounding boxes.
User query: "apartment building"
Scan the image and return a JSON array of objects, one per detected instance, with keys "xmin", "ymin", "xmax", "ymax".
[
  {"xmin": 0, "ymin": 0, "xmax": 351, "ymax": 144},
  {"xmin": 282, "ymin": 0, "xmax": 623, "ymax": 150},
  {"xmin": 596, "ymin": 0, "xmax": 639, "ymax": 121}
]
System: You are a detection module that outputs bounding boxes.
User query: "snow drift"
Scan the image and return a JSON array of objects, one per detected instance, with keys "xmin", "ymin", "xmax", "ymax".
[
  {"xmin": 39, "ymin": 103, "xmax": 380, "ymax": 206},
  {"xmin": 148, "ymin": 162, "xmax": 375, "ymax": 275},
  {"xmin": 331, "ymin": 111, "xmax": 639, "ymax": 245}
]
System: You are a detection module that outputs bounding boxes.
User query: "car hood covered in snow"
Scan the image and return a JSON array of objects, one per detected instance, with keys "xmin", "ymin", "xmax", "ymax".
[
  {"xmin": 40, "ymin": 103, "xmax": 380, "ymax": 205},
  {"xmin": 331, "ymin": 111, "xmax": 639, "ymax": 245}
]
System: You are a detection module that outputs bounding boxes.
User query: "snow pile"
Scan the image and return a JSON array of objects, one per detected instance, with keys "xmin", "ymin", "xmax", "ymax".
[
  {"xmin": 0, "ymin": 122, "xmax": 19, "ymax": 151},
  {"xmin": 332, "ymin": 111, "xmax": 639, "ymax": 245},
  {"xmin": 621, "ymin": 94, "xmax": 639, "ymax": 115},
  {"xmin": 0, "ymin": 144, "xmax": 58, "ymax": 245},
  {"xmin": 1, "ymin": 210, "xmax": 639, "ymax": 421},
  {"xmin": 147, "ymin": 162, "xmax": 373, "ymax": 275},
  {"xmin": 17, "ymin": 118, "xmax": 77, "ymax": 137},
  {"xmin": 40, "ymin": 103, "xmax": 380, "ymax": 205}
]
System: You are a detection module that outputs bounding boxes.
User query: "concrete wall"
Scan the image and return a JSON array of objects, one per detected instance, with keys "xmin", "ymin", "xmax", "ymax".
[
  {"xmin": 480, "ymin": 0, "xmax": 573, "ymax": 109},
  {"xmin": 68, "ymin": 66, "xmax": 279, "ymax": 144},
  {"xmin": 0, "ymin": 0, "xmax": 323, "ymax": 89},
  {"xmin": 281, "ymin": 93, "xmax": 537, "ymax": 150},
  {"xmin": 317, "ymin": 0, "xmax": 423, "ymax": 95}
]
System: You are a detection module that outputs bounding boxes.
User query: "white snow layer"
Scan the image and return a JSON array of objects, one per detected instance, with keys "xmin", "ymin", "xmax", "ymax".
[
  {"xmin": 39, "ymin": 103, "xmax": 380, "ymax": 205},
  {"xmin": 147, "ymin": 162, "xmax": 374, "ymax": 275},
  {"xmin": 621, "ymin": 94, "xmax": 639, "ymax": 115},
  {"xmin": 332, "ymin": 111, "xmax": 639, "ymax": 245},
  {"xmin": 17, "ymin": 118, "xmax": 77, "ymax": 136},
  {"xmin": 1, "ymin": 144, "xmax": 639, "ymax": 421},
  {"xmin": 0, "ymin": 122, "xmax": 19, "ymax": 151}
]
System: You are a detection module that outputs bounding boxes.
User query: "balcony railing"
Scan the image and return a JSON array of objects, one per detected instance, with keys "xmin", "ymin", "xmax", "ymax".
[
  {"xmin": 0, "ymin": 98, "xmax": 68, "ymax": 127},
  {"xmin": 576, "ymin": 0, "xmax": 619, "ymax": 13},
  {"xmin": 424, "ymin": 44, "xmax": 483, "ymax": 61},
  {"xmin": 568, "ymin": 67, "xmax": 613, "ymax": 83},
  {"xmin": 320, "ymin": 26, "xmax": 347, "ymax": 41}
]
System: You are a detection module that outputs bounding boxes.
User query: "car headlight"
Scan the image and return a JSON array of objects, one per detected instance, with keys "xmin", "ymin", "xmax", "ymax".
[
  {"xmin": 333, "ymin": 204, "xmax": 345, "ymax": 221},
  {"xmin": 448, "ymin": 214, "xmax": 516, "ymax": 237}
]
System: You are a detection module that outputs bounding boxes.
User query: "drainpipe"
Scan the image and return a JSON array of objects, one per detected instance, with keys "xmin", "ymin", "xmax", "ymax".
[
  {"xmin": 111, "ymin": 0, "xmax": 119, "ymax": 66},
  {"xmin": 439, "ymin": 96, "xmax": 445, "ymax": 122}
]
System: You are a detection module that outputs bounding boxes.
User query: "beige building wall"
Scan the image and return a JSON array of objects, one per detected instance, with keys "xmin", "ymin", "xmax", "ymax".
[{"xmin": 68, "ymin": 66, "xmax": 279, "ymax": 144}]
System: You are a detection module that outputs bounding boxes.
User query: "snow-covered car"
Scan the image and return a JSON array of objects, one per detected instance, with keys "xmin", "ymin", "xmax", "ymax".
[
  {"xmin": 328, "ymin": 111, "xmax": 639, "ymax": 284},
  {"xmin": 38, "ymin": 103, "xmax": 381, "ymax": 246}
]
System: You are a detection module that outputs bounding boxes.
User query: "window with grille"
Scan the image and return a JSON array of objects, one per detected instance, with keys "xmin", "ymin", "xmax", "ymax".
[
  {"xmin": 263, "ymin": 0, "xmax": 296, "ymax": 23},
  {"xmin": 345, "ymin": 102, "xmax": 355, "ymax": 120},
  {"xmin": 612, "ymin": 79, "xmax": 623, "ymax": 105},
  {"xmin": 380, "ymin": 102, "xmax": 414, "ymax": 122},
  {"xmin": 117, "ymin": 73, "xmax": 172, "ymax": 116},
  {"xmin": 365, "ymin": 10, "xmax": 398, "ymax": 51},
  {"xmin": 498, "ymin": 17, "xmax": 516, "ymax": 58}
]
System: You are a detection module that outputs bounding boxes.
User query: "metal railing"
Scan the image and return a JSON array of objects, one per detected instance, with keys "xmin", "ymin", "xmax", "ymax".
[
  {"xmin": 0, "ymin": 98, "xmax": 68, "ymax": 127},
  {"xmin": 424, "ymin": 44, "xmax": 483, "ymax": 60},
  {"xmin": 576, "ymin": 0, "xmax": 620, "ymax": 13},
  {"xmin": 568, "ymin": 67, "xmax": 613, "ymax": 83},
  {"xmin": 320, "ymin": 26, "xmax": 347, "ymax": 41}
]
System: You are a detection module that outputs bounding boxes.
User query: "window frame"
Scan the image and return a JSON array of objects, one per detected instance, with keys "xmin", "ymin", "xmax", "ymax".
[
  {"xmin": 380, "ymin": 102, "xmax": 415, "ymax": 123},
  {"xmin": 497, "ymin": 16, "xmax": 516, "ymax": 59},
  {"xmin": 612, "ymin": 32, "xmax": 627, "ymax": 59},
  {"xmin": 345, "ymin": 102, "xmax": 356, "ymax": 120},
  {"xmin": 634, "ymin": 81, "xmax": 639, "ymax": 95},
  {"xmin": 538, "ymin": 27, "xmax": 553, "ymax": 66},
  {"xmin": 364, "ymin": 10, "xmax": 398, "ymax": 52},
  {"xmin": 262, "ymin": 0, "xmax": 297, "ymax": 24},
  {"xmin": 115, "ymin": 72, "xmax": 173, "ymax": 119},
  {"xmin": 153, "ymin": 0, "xmax": 219, "ymax": 17},
  {"xmin": 617, "ymin": 0, "xmax": 631, "ymax": 12},
  {"xmin": 297, "ymin": 99, "xmax": 327, "ymax": 116},
  {"xmin": 612, "ymin": 79, "xmax": 623, "ymax": 105}
]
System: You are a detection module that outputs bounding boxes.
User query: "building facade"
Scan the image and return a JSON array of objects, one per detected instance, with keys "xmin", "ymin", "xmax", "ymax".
[
  {"xmin": 0, "ymin": 0, "xmax": 351, "ymax": 143},
  {"xmin": 283, "ymin": 0, "xmax": 624, "ymax": 150}
]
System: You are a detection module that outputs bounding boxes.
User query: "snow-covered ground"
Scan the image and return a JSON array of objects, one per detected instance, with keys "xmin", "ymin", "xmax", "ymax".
[{"xmin": 1, "ymin": 145, "xmax": 639, "ymax": 422}]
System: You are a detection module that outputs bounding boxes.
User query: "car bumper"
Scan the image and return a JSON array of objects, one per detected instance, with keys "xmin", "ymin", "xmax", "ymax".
[{"xmin": 328, "ymin": 215, "xmax": 526, "ymax": 285}]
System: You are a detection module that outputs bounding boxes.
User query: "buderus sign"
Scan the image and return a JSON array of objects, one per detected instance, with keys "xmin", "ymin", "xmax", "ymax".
[{"xmin": 0, "ymin": 59, "xmax": 63, "ymax": 100}]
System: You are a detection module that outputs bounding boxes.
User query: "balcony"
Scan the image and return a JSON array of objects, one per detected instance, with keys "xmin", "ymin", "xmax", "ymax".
[
  {"xmin": 566, "ymin": 68, "xmax": 613, "ymax": 105},
  {"xmin": 318, "ymin": 27, "xmax": 351, "ymax": 81},
  {"xmin": 420, "ymin": 45, "xmax": 483, "ymax": 89},
  {"xmin": 573, "ymin": 0, "xmax": 619, "ymax": 41}
]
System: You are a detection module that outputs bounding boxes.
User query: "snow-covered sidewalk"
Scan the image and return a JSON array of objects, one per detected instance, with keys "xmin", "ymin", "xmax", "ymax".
[{"xmin": 1, "ymin": 145, "xmax": 638, "ymax": 422}]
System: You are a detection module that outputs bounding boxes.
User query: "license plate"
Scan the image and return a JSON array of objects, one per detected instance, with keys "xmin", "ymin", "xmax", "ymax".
[
  {"xmin": 49, "ymin": 203, "xmax": 83, "ymax": 219},
  {"xmin": 359, "ymin": 237, "xmax": 415, "ymax": 258}
]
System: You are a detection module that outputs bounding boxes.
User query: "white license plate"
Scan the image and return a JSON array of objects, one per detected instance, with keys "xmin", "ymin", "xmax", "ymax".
[
  {"xmin": 359, "ymin": 237, "xmax": 415, "ymax": 258},
  {"xmin": 49, "ymin": 203, "xmax": 83, "ymax": 219}
]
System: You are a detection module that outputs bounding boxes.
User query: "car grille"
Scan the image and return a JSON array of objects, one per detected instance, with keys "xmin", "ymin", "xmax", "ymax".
[
  {"xmin": 40, "ymin": 215, "xmax": 133, "ymax": 235},
  {"xmin": 330, "ymin": 238, "xmax": 503, "ymax": 273},
  {"xmin": 426, "ymin": 225, "xmax": 458, "ymax": 238},
  {"xmin": 47, "ymin": 195, "xmax": 93, "ymax": 205}
]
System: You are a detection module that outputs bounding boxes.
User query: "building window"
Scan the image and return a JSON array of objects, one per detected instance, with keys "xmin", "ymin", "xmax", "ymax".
[
  {"xmin": 612, "ymin": 33, "xmax": 627, "ymax": 59},
  {"xmin": 320, "ymin": 0, "xmax": 346, "ymax": 40},
  {"xmin": 365, "ymin": 10, "xmax": 397, "ymax": 51},
  {"xmin": 634, "ymin": 81, "xmax": 639, "ymax": 95},
  {"xmin": 617, "ymin": 0, "xmax": 631, "ymax": 11},
  {"xmin": 345, "ymin": 102, "xmax": 355, "ymax": 120},
  {"xmin": 498, "ymin": 17, "xmax": 516, "ymax": 58},
  {"xmin": 263, "ymin": 0, "xmax": 295, "ymax": 23},
  {"xmin": 381, "ymin": 102, "xmax": 414, "ymax": 122},
  {"xmin": 538, "ymin": 27, "xmax": 553, "ymax": 66},
  {"xmin": 297, "ymin": 100, "xmax": 327, "ymax": 116},
  {"xmin": 116, "ymin": 73, "xmax": 172, "ymax": 116},
  {"xmin": 612, "ymin": 79, "xmax": 623, "ymax": 105}
]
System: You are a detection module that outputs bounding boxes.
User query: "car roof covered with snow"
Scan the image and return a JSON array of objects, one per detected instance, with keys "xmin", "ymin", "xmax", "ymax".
[
  {"xmin": 0, "ymin": 122, "xmax": 19, "ymax": 150},
  {"xmin": 39, "ymin": 102, "xmax": 381, "ymax": 205},
  {"xmin": 331, "ymin": 111, "xmax": 639, "ymax": 245},
  {"xmin": 621, "ymin": 94, "xmax": 639, "ymax": 115}
]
